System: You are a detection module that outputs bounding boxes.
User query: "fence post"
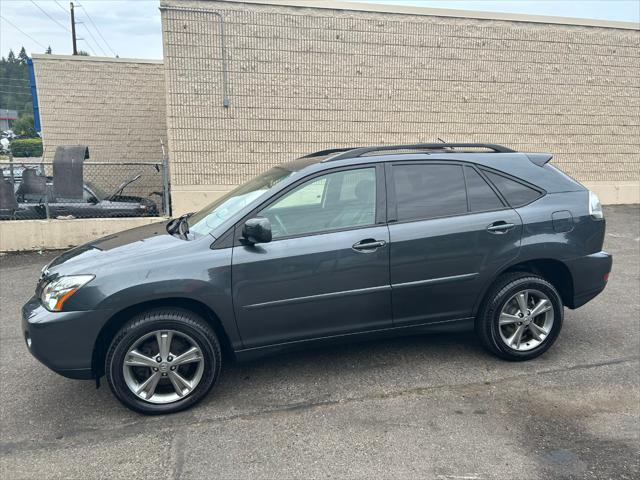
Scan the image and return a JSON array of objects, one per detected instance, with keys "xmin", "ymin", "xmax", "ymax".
[
  {"xmin": 8, "ymin": 152, "xmax": 15, "ymax": 185},
  {"xmin": 44, "ymin": 190, "xmax": 50, "ymax": 219}
]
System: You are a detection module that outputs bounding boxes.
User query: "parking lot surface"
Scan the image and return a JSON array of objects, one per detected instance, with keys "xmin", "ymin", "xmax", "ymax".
[{"xmin": 1, "ymin": 205, "xmax": 638, "ymax": 480}]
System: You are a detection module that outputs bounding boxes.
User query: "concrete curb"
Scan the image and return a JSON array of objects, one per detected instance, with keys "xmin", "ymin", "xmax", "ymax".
[{"xmin": 0, "ymin": 217, "xmax": 167, "ymax": 252}]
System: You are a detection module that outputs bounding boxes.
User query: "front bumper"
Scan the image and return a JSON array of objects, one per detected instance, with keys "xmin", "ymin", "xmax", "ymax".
[
  {"xmin": 566, "ymin": 251, "xmax": 613, "ymax": 309},
  {"xmin": 22, "ymin": 296, "xmax": 113, "ymax": 379}
]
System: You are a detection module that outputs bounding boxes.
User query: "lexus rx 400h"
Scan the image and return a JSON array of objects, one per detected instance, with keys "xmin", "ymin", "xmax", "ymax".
[{"xmin": 23, "ymin": 143, "xmax": 612, "ymax": 414}]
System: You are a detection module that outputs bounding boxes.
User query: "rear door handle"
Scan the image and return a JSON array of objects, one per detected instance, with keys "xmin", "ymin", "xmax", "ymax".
[
  {"xmin": 352, "ymin": 239, "xmax": 387, "ymax": 252},
  {"xmin": 486, "ymin": 221, "xmax": 516, "ymax": 234}
]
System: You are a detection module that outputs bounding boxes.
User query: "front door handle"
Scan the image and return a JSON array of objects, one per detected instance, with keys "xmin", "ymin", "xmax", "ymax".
[
  {"xmin": 486, "ymin": 221, "xmax": 516, "ymax": 234},
  {"xmin": 352, "ymin": 239, "xmax": 387, "ymax": 252}
]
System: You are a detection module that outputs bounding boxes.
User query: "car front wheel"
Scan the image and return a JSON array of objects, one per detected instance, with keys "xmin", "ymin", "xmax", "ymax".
[
  {"xmin": 476, "ymin": 272, "xmax": 564, "ymax": 361},
  {"xmin": 105, "ymin": 308, "xmax": 221, "ymax": 414}
]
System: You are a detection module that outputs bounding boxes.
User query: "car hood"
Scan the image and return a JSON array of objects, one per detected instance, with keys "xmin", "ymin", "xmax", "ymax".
[{"xmin": 46, "ymin": 221, "xmax": 188, "ymax": 276}]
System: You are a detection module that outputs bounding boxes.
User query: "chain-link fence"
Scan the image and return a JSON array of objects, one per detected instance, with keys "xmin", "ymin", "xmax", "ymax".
[{"xmin": 0, "ymin": 159, "xmax": 170, "ymax": 220}]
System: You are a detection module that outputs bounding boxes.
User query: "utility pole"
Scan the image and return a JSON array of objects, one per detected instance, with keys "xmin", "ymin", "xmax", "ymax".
[{"xmin": 70, "ymin": 2, "xmax": 78, "ymax": 55}]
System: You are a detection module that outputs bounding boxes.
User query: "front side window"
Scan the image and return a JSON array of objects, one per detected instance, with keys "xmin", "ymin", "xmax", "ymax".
[
  {"xmin": 273, "ymin": 177, "xmax": 327, "ymax": 209},
  {"xmin": 188, "ymin": 167, "xmax": 294, "ymax": 236},
  {"xmin": 393, "ymin": 164, "xmax": 467, "ymax": 221},
  {"xmin": 261, "ymin": 168, "xmax": 376, "ymax": 239}
]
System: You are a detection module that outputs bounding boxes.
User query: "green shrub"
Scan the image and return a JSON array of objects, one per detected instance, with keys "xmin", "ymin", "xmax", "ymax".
[{"xmin": 10, "ymin": 138, "xmax": 43, "ymax": 157}]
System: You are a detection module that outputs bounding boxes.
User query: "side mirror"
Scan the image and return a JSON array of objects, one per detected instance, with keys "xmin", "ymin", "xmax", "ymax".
[{"xmin": 242, "ymin": 217, "xmax": 272, "ymax": 244}]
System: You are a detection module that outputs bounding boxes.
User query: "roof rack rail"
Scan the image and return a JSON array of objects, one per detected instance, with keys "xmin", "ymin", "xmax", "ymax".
[
  {"xmin": 300, "ymin": 147, "xmax": 359, "ymax": 159},
  {"xmin": 325, "ymin": 143, "xmax": 516, "ymax": 161}
]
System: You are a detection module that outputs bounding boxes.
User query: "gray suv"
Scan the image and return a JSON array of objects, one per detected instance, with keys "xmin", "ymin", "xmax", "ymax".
[{"xmin": 22, "ymin": 143, "xmax": 612, "ymax": 414}]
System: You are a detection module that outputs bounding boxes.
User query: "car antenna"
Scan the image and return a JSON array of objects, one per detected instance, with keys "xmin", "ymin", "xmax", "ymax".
[{"xmin": 436, "ymin": 137, "xmax": 454, "ymax": 151}]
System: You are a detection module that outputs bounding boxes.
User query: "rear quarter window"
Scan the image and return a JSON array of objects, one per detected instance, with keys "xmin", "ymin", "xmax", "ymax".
[
  {"xmin": 464, "ymin": 167, "xmax": 504, "ymax": 212},
  {"xmin": 482, "ymin": 170, "xmax": 542, "ymax": 207}
]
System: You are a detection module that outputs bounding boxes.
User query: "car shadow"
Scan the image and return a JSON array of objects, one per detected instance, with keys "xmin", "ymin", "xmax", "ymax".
[
  {"xmin": 203, "ymin": 330, "xmax": 486, "ymax": 406},
  {"xmin": 232, "ymin": 330, "xmax": 480, "ymax": 371}
]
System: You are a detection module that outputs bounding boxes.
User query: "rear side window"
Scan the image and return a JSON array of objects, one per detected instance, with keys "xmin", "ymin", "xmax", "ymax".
[
  {"xmin": 393, "ymin": 164, "xmax": 467, "ymax": 221},
  {"xmin": 482, "ymin": 170, "xmax": 542, "ymax": 207},
  {"xmin": 464, "ymin": 167, "xmax": 504, "ymax": 212}
]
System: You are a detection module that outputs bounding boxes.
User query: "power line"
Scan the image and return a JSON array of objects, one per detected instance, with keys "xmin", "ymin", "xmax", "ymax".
[
  {"xmin": 78, "ymin": 36, "xmax": 96, "ymax": 56},
  {"xmin": 53, "ymin": 1, "xmax": 68, "ymax": 13},
  {"xmin": 79, "ymin": 4, "xmax": 117, "ymax": 56},
  {"xmin": 0, "ymin": 15, "xmax": 47, "ymax": 50},
  {"xmin": 29, "ymin": 0, "xmax": 71, "ymax": 33},
  {"xmin": 80, "ymin": 20, "xmax": 107, "ymax": 56}
]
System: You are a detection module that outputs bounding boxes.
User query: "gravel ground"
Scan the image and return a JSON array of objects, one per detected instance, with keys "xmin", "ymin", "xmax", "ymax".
[{"xmin": 0, "ymin": 205, "xmax": 638, "ymax": 480}]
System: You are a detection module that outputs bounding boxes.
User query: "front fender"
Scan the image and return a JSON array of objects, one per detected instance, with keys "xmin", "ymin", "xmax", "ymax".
[{"xmin": 64, "ymin": 247, "xmax": 241, "ymax": 349}]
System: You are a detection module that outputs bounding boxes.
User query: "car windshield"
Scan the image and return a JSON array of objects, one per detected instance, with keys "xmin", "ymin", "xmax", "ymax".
[
  {"xmin": 188, "ymin": 167, "xmax": 294, "ymax": 236},
  {"xmin": 84, "ymin": 181, "xmax": 109, "ymax": 201}
]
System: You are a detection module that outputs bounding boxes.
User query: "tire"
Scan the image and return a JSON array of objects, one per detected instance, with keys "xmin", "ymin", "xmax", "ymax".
[
  {"xmin": 105, "ymin": 308, "xmax": 221, "ymax": 414},
  {"xmin": 476, "ymin": 272, "xmax": 564, "ymax": 361}
]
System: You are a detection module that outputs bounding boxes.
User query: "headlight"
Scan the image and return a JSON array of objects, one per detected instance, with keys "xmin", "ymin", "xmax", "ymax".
[
  {"xmin": 589, "ymin": 191, "xmax": 603, "ymax": 219},
  {"xmin": 40, "ymin": 275, "xmax": 95, "ymax": 312}
]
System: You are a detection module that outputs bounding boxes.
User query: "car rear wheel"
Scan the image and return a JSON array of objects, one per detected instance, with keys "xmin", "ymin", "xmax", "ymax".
[
  {"xmin": 105, "ymin": 308, "xmax": 221, "ymax": 414},
  {"xmin": 476, "ymin": 272, "xmax": 564, "ymax": 361}
]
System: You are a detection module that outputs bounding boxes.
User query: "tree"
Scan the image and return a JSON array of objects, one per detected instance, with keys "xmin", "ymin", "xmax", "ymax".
[
  {"xmin": 11, "ymin": 114, "xmax": 37, "ymax": 138},
  {"xmin": 18, "ymin": 47, "xmax": 28, "ymax": 64},
  {"xmin": 0, "ymin": 47, "xmax": 33, "ymax": 118},
  {"xmin": 77, "ymin": 50, "xmax": 90, "ymax": 56},
  {"xmin": 45, "ymin": 46, "xmax": 52, "ymax": 54}
]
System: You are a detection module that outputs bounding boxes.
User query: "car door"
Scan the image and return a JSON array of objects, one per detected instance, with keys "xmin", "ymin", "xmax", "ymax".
[
  {"xmin": 232, "ymin": 164, "xmax": 392, "ymax": 349},
  {"xmin": 387, "ymin": 162, "xmax": 522, "ymax": 326}
]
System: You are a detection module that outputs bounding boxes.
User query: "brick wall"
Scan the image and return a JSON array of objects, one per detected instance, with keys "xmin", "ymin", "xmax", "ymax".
[
  {"xmin": 32, "ymin": 54, "xmax": 167, "ymax": 162},
  {"xmin": 160, "ymin": 0, "xmax": 639, "ymax": 209}
]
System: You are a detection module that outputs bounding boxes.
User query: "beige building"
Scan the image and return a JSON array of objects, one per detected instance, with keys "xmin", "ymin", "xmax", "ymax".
[
  {"xmin": 36, "ymin": 0, "xmax": 640, "ymax": 215},
  {"xmin": 32, "ymin": 54, "xmax": 167, "ymax": 162}
]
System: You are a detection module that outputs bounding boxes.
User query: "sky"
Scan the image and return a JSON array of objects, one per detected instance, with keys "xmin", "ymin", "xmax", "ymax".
[{"xmin": 1, "ymin": 0, "xmax": 638, "ymax": 60}]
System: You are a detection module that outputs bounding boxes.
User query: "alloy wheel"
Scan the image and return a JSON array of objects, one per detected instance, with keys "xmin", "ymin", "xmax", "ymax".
[
  {"xmin": 498, "ymin": 288, "xmax": 554, "ymax": 352},
  {"xmin": 122, "ymin": 329, "xmax": 205, "ymax": 404}
]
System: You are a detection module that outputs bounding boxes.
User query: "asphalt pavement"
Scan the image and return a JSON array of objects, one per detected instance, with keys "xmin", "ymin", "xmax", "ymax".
[{"xmin": 1, "ymin": 205, "xmax": 638, "ymax": 479}]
